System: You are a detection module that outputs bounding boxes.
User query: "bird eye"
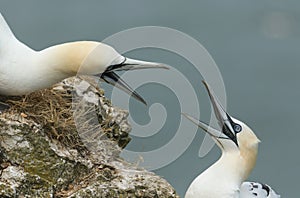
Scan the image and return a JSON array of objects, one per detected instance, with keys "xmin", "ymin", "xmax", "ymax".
[{"xmin": 234, "ymin": 124, "xmax": 242, "ymax": 133}]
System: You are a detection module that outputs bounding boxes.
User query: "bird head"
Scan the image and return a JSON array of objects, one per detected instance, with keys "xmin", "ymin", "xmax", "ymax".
[
  {"xmin": 51, "ymin": 41, "xmax": 169, "ymax": 105},
  {"xmin": 182, "ymin": 81, "xmax": 260, "ymax": 153},
  {"xmin": 85, "ymin": 43, "xmax": 170, "ymax": 105},
  {"xmin": 183, "ymin": 81, "xmax": 261, "ymax": 179}
]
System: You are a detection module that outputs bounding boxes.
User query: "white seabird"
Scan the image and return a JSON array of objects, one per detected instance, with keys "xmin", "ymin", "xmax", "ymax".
[
  {"xmin": 0, "ymin": 13, "xmax": 168, "ymax": 105},
  {"xmin": 183, "ymin": 81, "xmax": 280, "ymax": 198}
]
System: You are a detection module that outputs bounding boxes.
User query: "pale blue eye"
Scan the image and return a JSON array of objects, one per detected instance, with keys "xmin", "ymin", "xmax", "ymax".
[{"xmin": 234, "ymin": 124, "xmax": 242, "ymax": 133}]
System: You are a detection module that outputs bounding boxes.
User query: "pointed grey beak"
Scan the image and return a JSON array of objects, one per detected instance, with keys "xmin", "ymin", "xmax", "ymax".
[
  {"xmin": 100, "ymin": 57, "xmax": 169, "ymax": 105},
  {"xmin": 202, "ymin": 81, "xmax": 240, "ymax": 146},
  {"xmin": 108, "ymin": 57, "xmax": 170, "ymax": 72},
  {"xmin": 181, "ymin": 113, "xmax": 228, "ymax": 140},
  {"xmin": 182, "ymin": 81, "xmax": 241, "ymax": 146},
  {"xmin": 100, "ymin": 71, "xmax": 147, "ymax": 105}
]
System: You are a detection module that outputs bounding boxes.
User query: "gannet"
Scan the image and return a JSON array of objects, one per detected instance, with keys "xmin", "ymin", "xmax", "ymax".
[
  {"xmin": 0, "ymin": 13, "xmax": 168, "ymax": 105},
  {"xmin": 183, "ymin": 81, "xmax": 280, "ymax": 198}
]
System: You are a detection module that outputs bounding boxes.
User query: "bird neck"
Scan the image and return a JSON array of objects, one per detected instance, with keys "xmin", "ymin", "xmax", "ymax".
[
  {"xmin": 186, "ymin": 149, "xmax": 258, "ymax": 197},
  {"xmin": 0, "ymin": 14, "xmax": 16, "ymax": 44},
  {"xmin": 220, "ymin": 148, "xmax": 258, "ymax": 185},
  {"xmin": 0, "ymin": 41, "xmax": 108, "ymax": 95},
  {"xmin": 0, "ymin": 13, "xmax": 29, "ymax": 56},
  {"xmin": 38, "ymin": 41, "xmax": 102, "ymax": 77},
  {"xmin": 204, "ymin": 153, "xmax": 247, "ymax": 189},
  {"xmin": 216, "ymin": 149, "xmax": 257, "ymax": 183}
]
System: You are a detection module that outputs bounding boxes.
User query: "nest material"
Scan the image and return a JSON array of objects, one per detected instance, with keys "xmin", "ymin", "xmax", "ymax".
[
  {"xmin": 1, "ymin": 77, "xmax": 130, "ymax": 153},
  {"xmin": 0, "ymin": 77, "xmax": 179, "ymax": 197},
  {"xmin": 3, "ymin": 88, "xmax": 86, "ymax": 151}
]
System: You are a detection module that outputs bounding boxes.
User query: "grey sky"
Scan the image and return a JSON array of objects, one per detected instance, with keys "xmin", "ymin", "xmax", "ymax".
[{"xmin": 1, "ymin": 1, "xmax": 299, "ymax": 197}]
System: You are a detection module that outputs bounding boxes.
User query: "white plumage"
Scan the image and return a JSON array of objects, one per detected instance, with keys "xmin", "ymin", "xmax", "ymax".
[
  {"xmin": 183, "ymin": 81, "xmax": 280, "ymax": 198},
  {"xmin": 0, "ymin": 13, "xmax": 168, "ymax": 105},
  {"xmin": 240, "ymin": 182, "xmax": 280, "ymax": 198}
]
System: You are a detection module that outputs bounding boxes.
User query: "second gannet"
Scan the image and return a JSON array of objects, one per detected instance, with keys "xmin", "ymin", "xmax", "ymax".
[
  {"xmin": 183, "ymin": 81, "xmax": 280, "ymax": 198},
  {"xmin": 0, "ymin": 13, "xmax": 168, "ymax": 105}
]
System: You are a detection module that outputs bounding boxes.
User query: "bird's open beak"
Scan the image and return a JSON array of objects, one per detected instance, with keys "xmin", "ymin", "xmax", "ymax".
[
  {"xmin": 182, "ymin": 81, "xmax": 240, "ymax": 146},
  {"xmin": 181, "ymin": 113, "xmax": 228, "ymax": 140},
  {"xmin": 100, "ymin": 57, "xmax": 170, "ymax": 105},
  {"xmin": 107, "ymin": 57, "xmax": 170, "ymax": 71},
  {"xmin": 100, "ymin": 71, "xmax": 147, "ymax": 105}
]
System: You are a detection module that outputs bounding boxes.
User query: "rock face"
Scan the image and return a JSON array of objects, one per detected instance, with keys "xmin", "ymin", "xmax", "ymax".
[{"xmin": 0, "ymin": 77, "xmax": 179, "ymax": 198}]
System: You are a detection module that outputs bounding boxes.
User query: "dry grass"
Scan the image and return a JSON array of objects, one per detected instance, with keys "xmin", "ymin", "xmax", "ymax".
[
  {"xmin": 2, "ymin": 88, "xmax": 86, "ymax": 151},
  {"xmin": 0, "ymin": 77, "xmax": 131, "ymax": 156}
]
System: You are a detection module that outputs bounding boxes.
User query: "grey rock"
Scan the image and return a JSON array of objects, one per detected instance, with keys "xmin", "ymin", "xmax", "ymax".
[{"xmin": 0, "ymin": 77, "xmax": 179, "ymax": 198}]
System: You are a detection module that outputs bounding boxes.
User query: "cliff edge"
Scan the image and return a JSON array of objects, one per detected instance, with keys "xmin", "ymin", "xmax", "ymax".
[{"xmin": 0, "ymin": 77, "xmax": 179, "ymax": 198}]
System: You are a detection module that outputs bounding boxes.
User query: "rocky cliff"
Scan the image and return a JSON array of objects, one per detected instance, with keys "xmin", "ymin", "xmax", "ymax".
[{"xmin": 0, "ymin": 77, "xmax": 179, "ymax": 198}]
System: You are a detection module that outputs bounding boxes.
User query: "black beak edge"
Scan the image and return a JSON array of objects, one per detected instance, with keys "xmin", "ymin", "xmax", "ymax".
[{"xmin": 100, "ymin": 71, "xmax": 147, "ymax": 105}]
